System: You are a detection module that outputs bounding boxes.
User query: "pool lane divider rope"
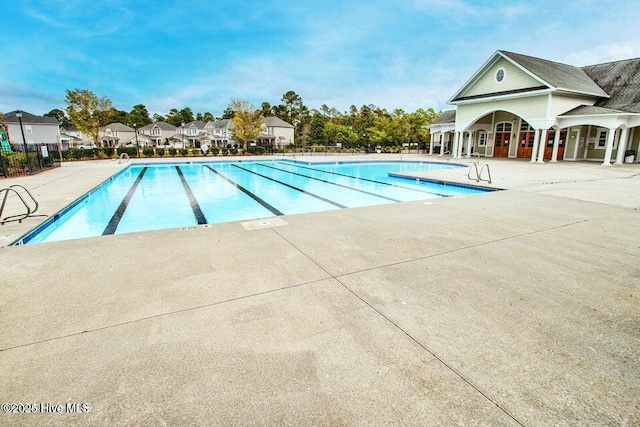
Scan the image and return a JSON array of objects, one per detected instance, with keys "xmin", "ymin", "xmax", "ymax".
[
  {"xmin": 103, "ymin": 167, "xmax": 148, "ymax": 235},
  {"xmin": 175, "ymin": 166, "xmax": 208, "ymax": 225},
  {"xmin": 230, "ymin": 164, "xmax": 347, "ymax": 209},
  {"xmin": 255, "ymin": 163, "xmax": 402, "ymax": 203},
  {"xmin": 203, "ymin": 165, "xmax": 284, "ymax": 216},
  {"xmin": 279, "ymin": 162, "xmax": 452, "ymax": 197}
]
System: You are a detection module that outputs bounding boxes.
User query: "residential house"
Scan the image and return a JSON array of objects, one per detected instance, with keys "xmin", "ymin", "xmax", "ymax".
[
  {"xmin": 168, "ymin": 120, "xmax": 206, "ymax": 148},
  {"xmin": 202, "ymin": 116, "xmax": 295, "ymax": 149},
  {"xmin": 204, "ymin": 119, "xmax": 233, "ymax": 148},
  {"xmin": 429, "ymin": 50, "xmax": 640, "ymax": 164},
  {"xmin": 1, "ymin": 110, "xmax": 60, "ymax": 147},
  {"xmin": 99, "ymin": 123, "xmax": 136, "ymax": 147},
  {"xmin": 138, "ymin": 121, "xmax": 177, "ymax": 147},
  {"xmin": 259, "ymin": 116, "xmax": 295, "ymax": 149},
  {"xmin": 58, "ymin": 125, "xmax": 88, "ymax": 149}
]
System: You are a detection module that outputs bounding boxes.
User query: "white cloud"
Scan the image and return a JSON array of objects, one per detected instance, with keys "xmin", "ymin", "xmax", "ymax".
[{"xmin": 563, "ymin": 43, "xmax": 637, "ymax": 66}]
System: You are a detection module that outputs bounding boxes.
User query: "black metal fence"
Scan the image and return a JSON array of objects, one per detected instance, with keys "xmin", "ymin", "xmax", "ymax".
[{"xmin": 0, "ymin": 143, "xmax": 61, "ymax": 178}]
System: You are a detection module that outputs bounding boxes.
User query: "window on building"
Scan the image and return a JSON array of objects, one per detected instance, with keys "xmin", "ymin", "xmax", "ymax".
[
  {"xmin": 495, "ymin": 67, "xmax": 506, "ymax": 83},
  {"xmin": 478, "ymin": 132, "xmax": 487, "ymax": 147},
  {"xmin": 496, "ymin": 122, "xmax": 512, "ymax": 133},
  {"xmin": 25, "ymin": 125, "xmax": 33, "ymax": 134},
  {"xmin": 520, "ymin": 121, "xmax": 533, "ymax": 131},
  {"xmin": 596, "ymin": 129, "xmax": 608, "ymax": 148},
  {"xmin": 151, "ymin": 127, "xmax": 160, "ymax": 136}
]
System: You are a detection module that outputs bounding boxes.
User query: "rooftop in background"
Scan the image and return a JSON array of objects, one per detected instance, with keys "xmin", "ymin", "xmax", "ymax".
[
  {"xmin": 1, "ymin": 110, "xmax": 59, "ymax": 125},
  {"xmin": 263, "ymin": 116, "xmax": 295, "ymax": 128},
  {"xmin": 100, "ymin": 122, "xmax": 135, "ymax": 132}
]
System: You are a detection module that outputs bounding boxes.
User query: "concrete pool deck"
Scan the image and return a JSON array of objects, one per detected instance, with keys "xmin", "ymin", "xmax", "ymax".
[{"xmin": 1, "ymin": 154, "xmax": 639, "ymax": 425}]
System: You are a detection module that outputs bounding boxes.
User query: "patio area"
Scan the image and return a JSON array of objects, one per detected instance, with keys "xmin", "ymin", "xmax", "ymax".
[{"xmin": 1, "ymin": 154, "xmax": 639, "ymax": 425}]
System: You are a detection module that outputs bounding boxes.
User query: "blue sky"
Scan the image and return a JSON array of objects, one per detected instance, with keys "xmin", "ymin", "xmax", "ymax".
[{"xmin": 1, "ymin": 0, "xmax": 639, "ymax": 118}]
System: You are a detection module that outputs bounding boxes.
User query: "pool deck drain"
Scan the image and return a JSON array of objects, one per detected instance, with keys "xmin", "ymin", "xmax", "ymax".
[
  {"xmin": 241, "ymin": 217, "xmax": 289, "ymax": 230},
  {"xmin": 0, "ymin": 155, "xmax": 639, "ymax": 426}
]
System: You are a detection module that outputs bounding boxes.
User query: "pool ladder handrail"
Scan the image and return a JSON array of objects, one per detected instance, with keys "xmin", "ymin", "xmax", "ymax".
[
  {"xmin": 467, "ymin": 152, "xmax": 492, "ymax": 184},
  {"xmin": 0, "ymin": 185, "xmax": 48, "ymax": 225},
  {"xmin": 118, "ymin": 152, "xmax": 130, "ymax": 164},
  {"xmin": 439, "ymin": 150, "xmax": 452, "ymax": 161}
]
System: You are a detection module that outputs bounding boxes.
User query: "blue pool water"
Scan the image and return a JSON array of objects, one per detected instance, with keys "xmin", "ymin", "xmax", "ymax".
[{"xmin": 17, "ymin": 160, "xmax": 494, "ymax": 245}]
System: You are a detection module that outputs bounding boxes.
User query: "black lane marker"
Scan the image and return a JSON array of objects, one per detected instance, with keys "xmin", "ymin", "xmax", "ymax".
[
  {"xmin": 204, "ymin": 165, "xmax": 284, "ymax": 216},
  {"xmin": 103, "ymin": 167, "xmax": 148, "ymax": 235},
  {"xmin": 231, "ymin": 164, "xmax": 347, "ymax": 209},
  {"xmin": 255, "ymin": 162, "xmax": 402, "ymax": 203},
  {"xmin": 175, "ymin": 166, "xmax": 207, "ymax": 225},
  {"xmin": 279, "ymin": 162, "xmax": 452, "ymax": 197}
]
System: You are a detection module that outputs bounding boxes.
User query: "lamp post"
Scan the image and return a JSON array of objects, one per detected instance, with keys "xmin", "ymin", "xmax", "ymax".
[
  {"xmin": 133, "ymin": 123, "xmax": 139, "ymax": 157},
  {"xmin": 15, "ymin": 111, "xmax": 32, "ymax": 175},
  {"xmin": 181, "ymin": 122, "xmax": 186, "ymax": 149}
]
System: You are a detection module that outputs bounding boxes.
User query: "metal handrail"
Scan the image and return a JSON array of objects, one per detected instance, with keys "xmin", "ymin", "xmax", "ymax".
[
  {"xmin": 118, "ymin": 152, "xmax": 130, "ymax": 164},
  {"xmin": 471, "ymin": 152, "xmax": 481, "ymax": 164},
  {"xmin": 0, "ymin": 185, "xmax": 47, "ymax": 224},
  {"xmin": 479, "ymin": 163, "xmax": 492, "ymax": 184},
  {"xmin": 439, "ymin": 150, "xmax": 451, "ymax": 161},
  {"xmin": 467, "ymin": 160, "xmax": 492, "ymax": 184}
]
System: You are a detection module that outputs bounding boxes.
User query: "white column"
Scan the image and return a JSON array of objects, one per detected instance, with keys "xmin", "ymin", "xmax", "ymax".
[
  {"xmin": 429, "ymin": 132, "xmax": 435, "ymax": 155},
  {"xmin": 614, "ymin": 127, "xmax": 629, "ymax": 164},
  {"xmin": 452, "ymin": 132, "xmax": 460, "ymax": 158},
  {"xmin": 466, "ymin": 132, "xmax": 474, "ymax": 158},
  {"xmin": 530, "ymin": 129, "xmax": 540, "ymax": 163},
  {"xmin": 536, "ymin": 129, "xmax": 546, "ymax": 163},
  {"xmin": 457, "ymin": 132, "xmax": 464, "ymax": 158},
  {"xmin": 602, "ymin": 128, "xmax": 616, "ymax": 166},
  {"xmin": 550, "ymin": 129, "xmax": 561, "ymax": 162}
]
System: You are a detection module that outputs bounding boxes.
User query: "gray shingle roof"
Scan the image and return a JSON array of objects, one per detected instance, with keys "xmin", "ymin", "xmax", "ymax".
[
  {"xmin": 582, "ymin": 57, "xmax": 640, "ymax": 113},
  {"xmin": 559, "ymin": 105, "xmax": 627, "ymax": 116},
  {"xmin": 139, "ymin": 121, "xmax": 176, "ymax": 131},
  {"xmin": 500, "ymin": 51, "xmax": 609, "ymax": 97},
  {"xmin": 2, "ymin": 110, "xmax": 59, "ymax": 124},
  {"xmin": 431, "ymin": 110, "xmax": 456, "ymax": 124},
  {"xmin": 263, "ymin": 116, "xmax": 294, "ymax": 128},
  {"xmin": 212, "ymin": 119, "xmax": 233, "ymax": 129},
  {"xmin": 100, "ymin": 122, "xmax": 134, "ymax": 132},
  {"xmin": 185, "ymin": 120, "xmax": 206, "ymax": 129}
]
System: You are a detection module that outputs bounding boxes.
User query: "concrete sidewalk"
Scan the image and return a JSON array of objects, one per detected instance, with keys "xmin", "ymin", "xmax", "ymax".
[{"xmin": 1, "ymin": 155, "xmax": 638, "ymax": 425}]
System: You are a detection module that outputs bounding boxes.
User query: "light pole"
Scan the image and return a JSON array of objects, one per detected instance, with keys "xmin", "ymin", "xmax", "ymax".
[
  {"xmin": 181, "ymin": 122, "xmax": 186, "ymax": 149},
  {"xmin": 15, "ymin": 111, "xmax": 32, "ymax": 175},
  {"xmin": 133, "ymin": 123, "xmax": 139, "ymax": 157}
]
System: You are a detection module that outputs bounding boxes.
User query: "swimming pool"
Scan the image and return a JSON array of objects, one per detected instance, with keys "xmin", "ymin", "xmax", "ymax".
[{"xmin": 16, "ymin": 159, "xmax": 494, "ymax": 245}]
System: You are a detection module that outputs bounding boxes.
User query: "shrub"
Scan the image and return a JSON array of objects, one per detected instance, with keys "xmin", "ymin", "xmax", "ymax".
[
  {"xmin": 222, "ymin": 148, "xmax": 229, "ymax": 156},
  {"xmin": 211, "ymin": 147, "xmax": 220, "ymax": 156},
  {"xmin": 179, "ymin": 148, "xmax": 189, "ymax": 156},
  {"xmin": 156, "ymin": 148, "xmax": 165, "ymax": 156},
  {"xmin": 168, "ymin": 148, "xmax": 177, "ymax": 156},
  {"xmin": 246, "ymin": 146, "xmax": 266, "ymax": 155},
  {"xmin": 100, "ymin": 147, "xmax": 115, "ymax": 157},
  {"xmin": 230, "ymin": 148, "xmax": 238, "ymax": 156},
  {"xmin": 116, "ymin": 146, "xmax": 138, "ymax": 157},
  {"xmin": 226, "ymin": 144, "xmax": 232, "ymax": 149},
  {"xmin": 142, "ymin": 147, "xmax": 155, "ymax": 157}
]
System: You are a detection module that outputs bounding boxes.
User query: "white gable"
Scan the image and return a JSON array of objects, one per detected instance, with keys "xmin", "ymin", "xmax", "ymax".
[{"xmin": 461, "ymin": 57, "xmax": 546, "ymax": 98}]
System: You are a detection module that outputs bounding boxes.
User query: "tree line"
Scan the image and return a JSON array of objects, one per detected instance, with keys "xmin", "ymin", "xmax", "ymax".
[{"xmin": 43, "ymin": 89, "xmax": 442, "ymax": 147}]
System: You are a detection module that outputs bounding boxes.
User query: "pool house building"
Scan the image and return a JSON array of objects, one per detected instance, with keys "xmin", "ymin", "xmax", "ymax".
[{"xmin": 429, "ymin": 50, "xmax": 640, "ymax": 165}]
